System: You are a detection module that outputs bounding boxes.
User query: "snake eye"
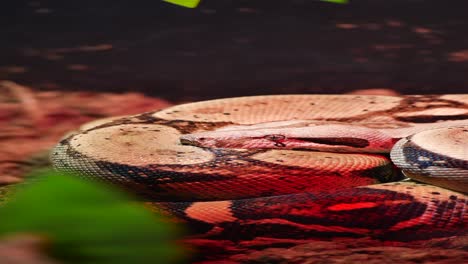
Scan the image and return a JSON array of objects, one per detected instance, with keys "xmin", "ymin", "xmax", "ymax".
[{"xmin": 264, "ymin": 134, "xmax": 285, "ymax": 141}]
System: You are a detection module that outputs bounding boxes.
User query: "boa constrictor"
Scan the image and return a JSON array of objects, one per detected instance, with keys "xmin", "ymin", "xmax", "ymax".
[{"xmin": 51, "ymin": 94, "xmax": 467, "ymax": 243}]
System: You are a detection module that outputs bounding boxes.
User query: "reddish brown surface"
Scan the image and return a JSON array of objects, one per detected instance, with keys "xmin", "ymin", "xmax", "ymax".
[
  {"xmin": 192, "ymin": 230, "xmax": 467, "ymax": 263},
  {"xmin": 190, "ymin": 237, "xmax": 468, "ymax": 264},
  {"xmin": 0, "ymin": 81, "xmax": 172, "ymax": 184}
]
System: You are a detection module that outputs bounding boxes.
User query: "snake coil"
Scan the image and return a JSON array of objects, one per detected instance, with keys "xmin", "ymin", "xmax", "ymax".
[{"xmin": 52, "ymin": 94, "xmax": 468, "ymax": 243}]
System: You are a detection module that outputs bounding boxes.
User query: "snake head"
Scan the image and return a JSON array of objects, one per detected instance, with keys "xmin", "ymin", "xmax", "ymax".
[
  {"xmin": 179, "ymin": 123, "xmax": 395, "ymax": 153},
  {"xmin": 179, "ymin": 130, "xmax": 286, "ymax": 149}
]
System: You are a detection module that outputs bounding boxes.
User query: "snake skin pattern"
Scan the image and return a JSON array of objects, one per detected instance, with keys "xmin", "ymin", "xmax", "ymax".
[{"xmin": 51, "ymin": 94, "xmax": 468, "ymax": 244}]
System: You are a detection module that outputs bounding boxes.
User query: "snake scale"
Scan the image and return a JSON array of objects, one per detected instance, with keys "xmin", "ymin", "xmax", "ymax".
[{"xmin": 51, "ymin": 94, "xmax": 467, "ymax": 244}]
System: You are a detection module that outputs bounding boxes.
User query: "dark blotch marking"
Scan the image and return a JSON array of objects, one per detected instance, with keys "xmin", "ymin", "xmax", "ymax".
[
  {"xmin": 263, "ymin": 134, "xmax": 286, "ymax": 147},
  {"xmin": 395, "ymin": 114, "xmax": 468, "ymax": 123},
  {"xmin": 401, "ymin": 143, "xmax": 467, "ymax": 169},
  {"xmin": 275, "ymin": 142, "xmax": 286, "ymax": 147},
  {"xmin": 296, "ymin": 137, "xmax": 370, "ymax": 148},
  {"xmin": 214, "ymin": 222, "xmax": 363, "ymax": 241},
  {"xmin": 230, "ymin": 188, "xmax": 428, "ymax": 233}
]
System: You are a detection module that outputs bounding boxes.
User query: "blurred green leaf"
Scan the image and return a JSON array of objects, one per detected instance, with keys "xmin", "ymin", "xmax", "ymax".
[
  {"xmin": 0, "ymin": 170, "xmax": 184, "ymax": 264},
  {"xmin": 164, "ymin": 0, "xmax": 201, "ymax": 8},
  {"xmin": 322, "ymin": 0, "xmax": 349, "ymax": 3},
  {"xmin": 163, "ymin": 0, "xmax": 347, "ymax": 8}
]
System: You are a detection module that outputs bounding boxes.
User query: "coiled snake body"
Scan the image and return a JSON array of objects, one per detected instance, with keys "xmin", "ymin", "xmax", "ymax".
[{"xmin": 52, "ymin": 95, "xmax": 467, "ymax": 243}]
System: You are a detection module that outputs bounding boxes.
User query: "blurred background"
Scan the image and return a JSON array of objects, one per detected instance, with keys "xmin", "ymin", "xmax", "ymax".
[
  {"xmin": 1, "ymin": 2, "xmax": 468, "ymax": 262},
  {"xmin": 1, "ymin": 0, "xmax": 468, "ymax": 102}
]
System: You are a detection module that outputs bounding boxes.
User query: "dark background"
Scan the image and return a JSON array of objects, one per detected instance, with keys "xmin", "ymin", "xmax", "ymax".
[{"xmin": 2, "ymin": 0, "xmax": 468, "ymax": 101}]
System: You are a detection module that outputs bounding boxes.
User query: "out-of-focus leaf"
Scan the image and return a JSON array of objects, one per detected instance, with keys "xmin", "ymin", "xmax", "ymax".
[
  {"xmin": 322, "ymin": 0, "xmax": 349, "ymax": 3},
  {"xmin": 163, "ymin": 0, "xmax": 348, "ymax": 8},
  {"xmin": 164, "ymin": 0, "xmax": 201, "ymax": 8},
  {"xmin": 0, "ymin": 170, "xmax": 184, "ymax": 264}
]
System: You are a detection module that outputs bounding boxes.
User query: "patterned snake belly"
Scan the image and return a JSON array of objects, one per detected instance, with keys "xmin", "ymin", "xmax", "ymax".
[{"xmin": 51, "ymin": 94, "xmax": 468, "ymax": 242}]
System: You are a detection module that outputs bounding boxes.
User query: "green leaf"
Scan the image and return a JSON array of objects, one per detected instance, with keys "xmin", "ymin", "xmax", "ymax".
[
  {"xmin": 162, "ymin": 0, "xmax": 347, "ymax": 8},
  {"xmin": 0, "ymin": 170, "xmax": 184, "ymax": 264},
  {"xmin": 321, "ymin": 0, "xmax": 349, "ymax": 4},
  {"xmin": 163, "ymin": 0, "xmax": 201, "ymax": 8}
]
